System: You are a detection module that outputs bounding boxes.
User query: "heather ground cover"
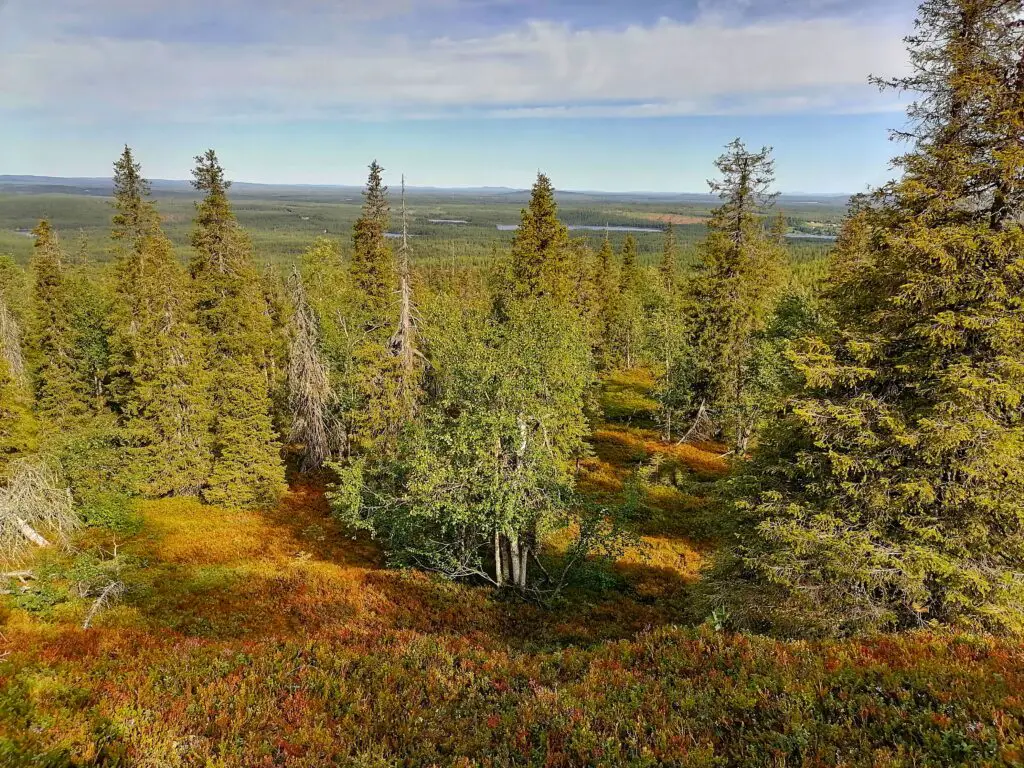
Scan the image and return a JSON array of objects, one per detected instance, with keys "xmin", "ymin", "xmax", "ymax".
[{"xmin": 2, "ymin": 372, "xmax": 1021, "ymax": 767}]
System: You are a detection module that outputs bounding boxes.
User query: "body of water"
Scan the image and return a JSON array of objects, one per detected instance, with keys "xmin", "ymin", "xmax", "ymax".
[
  {"xmin": 497, "ymin": 224, "xmax": 663, "ymax": 233},
  {"xmin": 429, "ymin": 219, "xmax": 469, "ymax": 224},
  {"xmin": 786, "ymin": 233, "xmax": 838, "ymax": 241}
]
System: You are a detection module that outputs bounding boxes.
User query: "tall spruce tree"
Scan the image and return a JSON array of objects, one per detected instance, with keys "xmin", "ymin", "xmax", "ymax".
[
  {"xmin": 717, "ymin": 0, "xmax": 1024, "ymax": 636},
  {"xmin": 190, "ymin": 150, "xmax": 284, "ymax": 507},
  {"xmin": 28, "ymin": 221, "xmax": 91, "ymax": 424},
  {"xmin": 610, "ymin": 234, "xmax": 647, "ymax": 369},
  {"xmin": 659, "ymin": 223, "xmax": 678, "ymax": 293},
  {"xmin": 351, "ymin": 161, "xmax": 396, "ymax": 322},
  {"xmin": 346, "ymin": 162, "xmax": 405, "ymax": 451},
  {"xmin": 594, "ymin": 233, "xmax": 620, "ymax": 369},
  {"xmin": 107, "ymin": 148, "xmax": 212, "ymax": 496},
  {"xmin": 686, "ymin": 140, "xmax": 787, "ymax": 451},
  {"xmin": 507, "ymin": 173, "xmax": 571, "ymax": 304}
]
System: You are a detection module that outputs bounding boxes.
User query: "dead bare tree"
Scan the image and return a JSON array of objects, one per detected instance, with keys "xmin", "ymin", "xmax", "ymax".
[
  {"xmin": 286, "ymin": 269, "xmax": 342, "ymax": 472},
  {"xmin": 389, "ymin": 175, "xmax": 422, "ymax": 421},
  {"xmin": 0, "ymin": 460, "xmax": 76, "ymax": 564},
  {"xmin": 677, "ymin": 399, "xmax": 716, "ymax": 446},
  {"xmin": 0, "ymin": 294, "xmax": 26, "ymax": 386}
]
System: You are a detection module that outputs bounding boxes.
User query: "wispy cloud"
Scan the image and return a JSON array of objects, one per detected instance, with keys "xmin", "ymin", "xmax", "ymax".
[{"xmin": 0, "ymin": 1, "xmax": 911, "ymax": 122}]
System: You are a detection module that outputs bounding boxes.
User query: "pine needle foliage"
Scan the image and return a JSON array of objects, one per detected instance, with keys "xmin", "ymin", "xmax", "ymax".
[{"xmin": 507, "ymin": 173, "xmax": 572, "ymax": 305}]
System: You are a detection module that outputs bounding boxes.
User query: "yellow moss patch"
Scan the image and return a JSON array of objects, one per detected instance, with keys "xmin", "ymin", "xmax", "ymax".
[{"xmin": 591, "ymin": 424, "xmax": 727, "ymax": 476}]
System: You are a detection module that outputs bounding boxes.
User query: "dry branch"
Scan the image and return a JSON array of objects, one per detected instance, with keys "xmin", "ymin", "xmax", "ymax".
[
  {"xmin": 0, "ymin": 460, "xmax": 77, "ymax": 564},
  {"xmin": 82, "ymin": 580, "xmax": 125, "ymax": 630}
]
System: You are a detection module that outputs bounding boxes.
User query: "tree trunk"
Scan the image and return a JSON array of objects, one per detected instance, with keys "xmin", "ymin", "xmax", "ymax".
[
  {"xmin": 517, "ymin": 540, "xmax": 529, "ymax": 589},
  {"xmin": 509, "ymin": 533, "xmax": 521, "ymax": 586},
  {"xmin": 494, "ymin": 530, "xmax": 504, "ymax": 587}
]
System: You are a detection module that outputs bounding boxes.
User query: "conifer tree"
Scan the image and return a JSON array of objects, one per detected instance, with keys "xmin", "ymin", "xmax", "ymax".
[
  {"xmin": 593, "ymin": 233, "xmax": 619, "ymax": 369},
  {"xmin": 111, "ymin": 145, "xmax": 152, "ymax": 252},
  {"xmin": 28, "ymin": 221, "xmax": 91, "ymax": 424},
  {"xmin": 610, "ymin": 235, "xmax": 647, "ymax": 369},
  {"xmin": 190, "ymin": 150, "xmax": 284, "ymax": 506},
  {"xmin": 718, "ymin": 0, "xmax": 1024, "ymax": 636},
  {"xmin": 345, "ymin": 162, "xmax": 405, "ymax": 451},
  {"xmin": 123, "ymin": 233, "xmax": 212, "ymax": 496},
  {"xmin": 507, "ymin": 173, "xmax": 571, "ymax": 304},
  {"xmin": 351, "ymin": 161, "xmax": 396, "ymax": 322},
  {"xmin": 686, "ymin": 140, "xmax": 787, "ymax": 451},
  {"xmin": 659, "ymin": 223, "xmax": 678, "ymax": 293}
]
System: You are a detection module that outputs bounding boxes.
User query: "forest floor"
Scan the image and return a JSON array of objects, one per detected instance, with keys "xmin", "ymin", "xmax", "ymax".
[{"xmin": 2, "ymin": 372, "xmax": 1023, "ymax": 766}]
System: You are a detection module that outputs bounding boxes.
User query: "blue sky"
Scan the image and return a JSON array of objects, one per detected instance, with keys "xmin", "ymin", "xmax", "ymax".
[{"xmin": 0, "ymin": 0, "xmax": 920, "ymax": 192}]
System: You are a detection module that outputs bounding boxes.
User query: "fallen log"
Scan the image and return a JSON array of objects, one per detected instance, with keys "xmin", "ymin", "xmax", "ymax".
[{"xmin": 15, "ymin": 518, "xmax": 50, "ymax": 547}]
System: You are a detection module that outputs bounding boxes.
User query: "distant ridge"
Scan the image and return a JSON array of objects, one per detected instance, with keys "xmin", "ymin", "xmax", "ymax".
[{"xmin": 0, "ymin": 176, "xmax": 851, "ymax": 206}]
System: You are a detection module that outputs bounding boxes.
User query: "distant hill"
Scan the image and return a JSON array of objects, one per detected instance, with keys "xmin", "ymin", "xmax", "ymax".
[{"xmin": 0, "ymin": 176, "xmax": 850, "ymax": 207}]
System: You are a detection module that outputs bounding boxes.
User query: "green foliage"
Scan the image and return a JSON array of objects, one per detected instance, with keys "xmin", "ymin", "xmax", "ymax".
[
  {"xmin": 27, "ymin": 221, "xmax": 93, "ymax": 424},
  {"xmin": 334, "ymin": 176, "xmax": 609, "ymax": 592},
  {"xmin": 350, "ymin": 161, "xmax": 396, "ymax": 320},
  {"xmin": 684, "ymin": 139, "xmax": 789, "ymax": 451},
  {"xmin": 607, "ymin": 234, "xmax": 649, "ymax": 369},
  {"xmin": 719, "ymin": 0, "xmax": 1024, "ymax": 637},
  {"xmin": 79, "ymin": 491, "xmax": 143, "ymax": 535},
  {"xmin": 189, "ymin": 151, "xmax": 285, "ymax": 507},
  {"xmin": 506, "ymin": 173, "xmax": 572, "ymax": 304},
  {"xmin": 44, "ymin": 417, "xmax": 141, "ymax": 504},
  {"xmin": 334, "ymin": 293, "xmax": 596, "ymax": 589},
  {"xmin": 106, "ymin": 149, "xmax": 214, "ymax": 497}
]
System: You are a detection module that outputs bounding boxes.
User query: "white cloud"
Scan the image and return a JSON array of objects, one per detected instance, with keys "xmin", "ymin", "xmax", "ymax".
[{"xmin": 0, "ymin": 8, "xmax": 910, "ymax": 121}]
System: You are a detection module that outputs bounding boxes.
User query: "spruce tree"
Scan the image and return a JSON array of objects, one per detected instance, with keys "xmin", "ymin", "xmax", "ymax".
[
  {"xmin": 350, "ymin": 161, "xmax": 396, "ymax": 322},
  {"xmin": 111, "ymin": 145, "xmax": 152, "ymax": 252},
  {"xmin": 123, "ymin": 232, "xmax": 212, "ymax": 497},
  {"xmin": 687, "ymin": 140, "xmax": 787, "ymax": 451},
  {"xmin": 508, "ymin": 173, "xmax": 571, "ymax": 304},
  {"xmin": 28, "ymin": 221, "xmax": 91, "ymax": 424},
  {"xmin": 594, "ymin": 234, "xmax": 620, "ymax": 369},
  {"xmin": 610, "ymin": 235, "xmax": 647, "ymax": 369},
  {"xmin": 719, "ymin": 0, "xmax": 1024, "ymax": 636},
  {"xmin": 106, "ymin": 148, "xmax": 213, "ymax": 496},
  {"xmin": 345, "ymin": 163, "xmax": 405, "ymax": 451},
  {"xmin": 659, "ymin": 223, "xmax": 678, "ymax": 293},
  {"xmin": 190, "ymin": 150, "xmax": 284, "ymax": 507},
  {"xmin": 112, "ymin": 148, "xmax": 208, "ymax": 480}
]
